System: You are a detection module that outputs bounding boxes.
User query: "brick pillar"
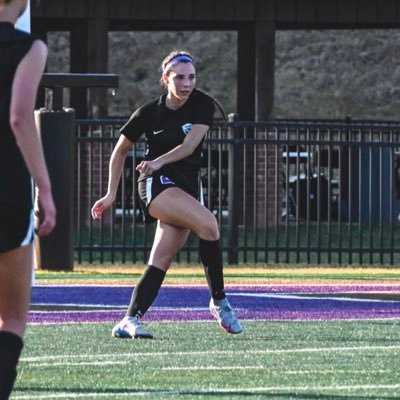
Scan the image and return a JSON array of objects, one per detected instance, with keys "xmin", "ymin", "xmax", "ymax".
[{"xmin": 255, "ymin": 135, "xmax": 282, "ymax": 227}]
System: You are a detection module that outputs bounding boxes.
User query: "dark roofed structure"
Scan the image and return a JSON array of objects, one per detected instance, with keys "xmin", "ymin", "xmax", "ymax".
[{"xmin": 32, "ymin": 0, "xmax": 400, "ymax": 119}]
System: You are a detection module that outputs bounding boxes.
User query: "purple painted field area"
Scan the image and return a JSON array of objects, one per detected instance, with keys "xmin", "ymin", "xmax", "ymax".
[{"xmin": 28, "ymin": 284, "xmax": 400, "ymax": 324}]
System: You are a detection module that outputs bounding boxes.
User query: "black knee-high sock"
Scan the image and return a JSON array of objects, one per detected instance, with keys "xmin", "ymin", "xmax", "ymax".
[
  {"xmin": 126, "ymin": 265, "xmax": 166, "ymax": 318},
  {"xmin": 0, "ymin": 331, "xmax": 23, "ymax": 400},
  {"xmin": 199, "ymin": 238, "xmax": 226, "ymax": 300}
]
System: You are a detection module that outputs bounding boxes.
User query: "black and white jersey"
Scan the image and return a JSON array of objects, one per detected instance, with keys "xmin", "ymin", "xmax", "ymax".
[
  {"xmin": 120, "ymin": 89, "xmax": 215, "ymax": 196},
  {"xmin": 0, "ymin": 22, "xmax": 38, "ymax": 209}
]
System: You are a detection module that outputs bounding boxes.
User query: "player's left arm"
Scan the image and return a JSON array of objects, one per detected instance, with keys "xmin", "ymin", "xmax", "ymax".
[
  {"xmin": 10, "ymin": 40, "xmax": 56, "ymax": 236},
  {"xmin": 136, "ymin": 124, "xmax": 209, "ymax": 175}
]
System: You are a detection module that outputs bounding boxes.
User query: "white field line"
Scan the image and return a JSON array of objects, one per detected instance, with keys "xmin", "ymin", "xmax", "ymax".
[
  {"xmin": 34, "ymin": 283, "xmax": 400, "ymax": 288},
  {"xmin": 27, "ymin": 317, "xmax": 400, "ymax": 327},
  {"xmin": 20, "ymin": 344, "xmax": 400, "ymax": 363},
  {"xmin": 34, "ymin": 284, "xmax": 212, "ymax": 288},
  {"xmin": 30, "ymin": 306, "xmax": 208, "ymax": 313},
  {"xmin": 160, "ymin": 366, "xmax": 394, "ymax": 374},
  {"xmin": 31, "ymin": 304, "xmax": 125, "ymax": 310},
  {"xmin": 229, "ymin": 292, "xmax": 400, "ymax": 303},
  {"xmin": 12, "ymin": 384, "xmax": 400, "ymax": 399}
]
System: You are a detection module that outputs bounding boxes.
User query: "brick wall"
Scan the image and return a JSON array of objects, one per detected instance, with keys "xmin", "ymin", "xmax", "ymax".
[
  {"xmin": 255, "ymin": 144, "xmax": 283, "ymax": 227},
  {"xmin": 76, "ymin": 124, "xmax": 115, "ymax": 227}
]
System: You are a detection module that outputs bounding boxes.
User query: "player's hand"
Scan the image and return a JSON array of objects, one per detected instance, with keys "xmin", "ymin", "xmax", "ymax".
[
  {"xmin": 136, "ymin": 160, "xmax": 162, "ymax": 176},
  {"xmin": 36, "ymin": 190, "xmax": 56, "ymax": 237},
  {"xmin": 91, "ymin": 194, "xmax": 114, "ymax": 219}
]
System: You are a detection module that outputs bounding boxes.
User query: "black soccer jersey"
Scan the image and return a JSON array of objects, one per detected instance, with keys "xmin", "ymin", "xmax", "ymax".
[
  {"xmin": 120, "ymin": 89, "xmax": 215, "ymax": 196},
  {"xmin": 0, "ymin": 22, "xmax": 38, "ymax": 209}
]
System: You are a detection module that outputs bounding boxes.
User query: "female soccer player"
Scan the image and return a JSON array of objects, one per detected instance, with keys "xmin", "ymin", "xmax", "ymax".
[
  {"xmin": 92, "ymin": 50, "xmax": 242, "ymax": 339},
  {"xmin": 0, "ymin": 0, "xmax": 56, "ymax": 397}
]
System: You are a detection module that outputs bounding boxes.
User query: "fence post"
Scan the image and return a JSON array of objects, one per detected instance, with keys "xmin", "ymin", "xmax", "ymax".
[{"xmin": 227, "ymin": 113, "xmax": 240, "ymax": 264}]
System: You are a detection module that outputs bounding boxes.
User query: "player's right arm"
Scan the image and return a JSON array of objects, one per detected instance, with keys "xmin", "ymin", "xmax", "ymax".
[
  {"xmin": 91, "ymin": 134, "xmax": 133, "ymax": 219},
  {"xmin": 10, "ymin": 39, "xmax": 56, "ymax": 237}
]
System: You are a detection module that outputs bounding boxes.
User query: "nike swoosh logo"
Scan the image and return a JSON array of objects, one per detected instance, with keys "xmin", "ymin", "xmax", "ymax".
[{"xmin": 153, "ymin": 130, "xmax": 164, "ymax": 135}]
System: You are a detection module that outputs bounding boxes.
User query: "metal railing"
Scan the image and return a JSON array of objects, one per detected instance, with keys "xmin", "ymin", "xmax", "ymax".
[{"xmin": 75, "ymin": 117, "xmax": 400, "ymax": 265}]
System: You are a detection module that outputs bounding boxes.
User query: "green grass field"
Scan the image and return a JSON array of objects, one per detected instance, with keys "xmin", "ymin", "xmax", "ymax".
[
  {"xmin": 34, "ymin": 264, "xmax": 400, "ymax": 285},
  {"xmin": 11, "ymin": 266, "xmax": 400, "ymax": 399},
  {"xmin": 14, "ymin": 320, "xmax": 400, "ymax": 399}
]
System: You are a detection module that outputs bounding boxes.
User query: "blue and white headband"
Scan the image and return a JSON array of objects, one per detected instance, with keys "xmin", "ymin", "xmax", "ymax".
[{"xmin": 162, "ymin": 55, "xmax": 195, "ymax": 74}]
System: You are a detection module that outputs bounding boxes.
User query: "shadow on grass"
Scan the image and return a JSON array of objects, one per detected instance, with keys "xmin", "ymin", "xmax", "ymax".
[{"xmin": 14, "ymin": 386, "xmax": 396, "ymax": 399}]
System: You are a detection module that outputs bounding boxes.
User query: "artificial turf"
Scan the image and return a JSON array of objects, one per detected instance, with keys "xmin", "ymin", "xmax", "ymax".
[
  {"xmin": 14, "ymin": 320, "xmax": 400, "ymax": 399},
  {"xmin": 15, "ymin": 266, "xmax": 400, "ymax": 399},
  {"xmin": 35, "ymin": 265, "xmax": 400, "ymax": 285}
]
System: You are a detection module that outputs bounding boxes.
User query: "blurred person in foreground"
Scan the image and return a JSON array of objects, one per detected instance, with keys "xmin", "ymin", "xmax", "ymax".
[{"xmin": 0, "ymin": 0, "xmax": 56, "ymax": 397}]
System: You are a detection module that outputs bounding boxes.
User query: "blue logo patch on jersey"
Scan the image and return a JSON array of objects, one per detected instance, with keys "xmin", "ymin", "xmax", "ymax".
[
  {"xmin": 182, "ymin": 123, "xmax": 193, "ymax": 135},
  {"xmin": 160, "ymin": 175, "xmax": 175, "ymax": 185}
]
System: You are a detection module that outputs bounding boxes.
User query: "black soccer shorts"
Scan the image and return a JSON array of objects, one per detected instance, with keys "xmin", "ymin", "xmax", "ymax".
[
  {"xmin": 0, "ymin": 204, "xmax": 34, "ymax": 253},
  {"xmin": 138, "ymin": 173, "xmax": 199, "ymax": 223}
]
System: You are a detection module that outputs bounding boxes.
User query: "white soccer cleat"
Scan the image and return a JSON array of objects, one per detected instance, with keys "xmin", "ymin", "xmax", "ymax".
[
  {"xmin": 209, "ymin": 298, "xmax": 243, "ymax": 334},
  {"xmin": 111, "ymin": 316, "xmax": 153, "ymax": 339}
]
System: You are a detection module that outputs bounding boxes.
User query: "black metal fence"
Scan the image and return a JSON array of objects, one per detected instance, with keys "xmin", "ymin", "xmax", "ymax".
[{"xmin": 75, "ymin": 117, "xmax": 400, "ymax": 265}]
